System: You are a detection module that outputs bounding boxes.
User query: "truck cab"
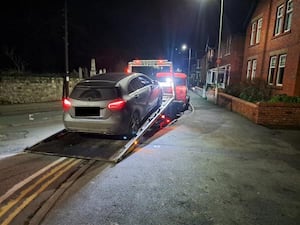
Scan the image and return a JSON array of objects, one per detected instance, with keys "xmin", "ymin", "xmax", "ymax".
[{"xmin": 156, "ymin": 72, "xmax": 190, "ymax": 113}]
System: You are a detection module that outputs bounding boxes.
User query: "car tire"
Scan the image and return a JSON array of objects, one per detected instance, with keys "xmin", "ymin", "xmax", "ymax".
[{"xmin": 129, "ymin": 111, "xmax": 140, "ymax": 137}]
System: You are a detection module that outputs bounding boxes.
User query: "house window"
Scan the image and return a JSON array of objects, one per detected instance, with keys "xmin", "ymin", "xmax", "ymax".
[
  {"xmin": 268, "ymin": 56, "xmax": 277, "ymax": 85},
  {"xmin": 212, "ymin": 72, "xmax": 215, "ymax": 83},
  {"xmin": 274, "ymin": 1, "xmax": 293, "ymax": 36},
  {"xmin": 250, "ymin": 18, "xmax": 263, "ymax": 45},
  {"xmin": 250, "ymin": 22, "xmax": 256, "ymax": 45},
  {"xmin": 256, "ymin": 18, "xmax": 263, "ymax": 44},
  {"xmin": 267, "ymin": 54, "xmax": 287, "ymax": 86},
  {"xmin": 284, "ymin": 0, "xmax": 293, "ymax": 32},
  {"xmin": 275, "ymin": 4, "xmax": 284, "ymax": 35},
  {"xmin": 207, "ymin": 48, "xmax": 214, "ymax": 62},
  {"xmin": 226, "ymin": 65, "xmax": 231, "ymax": 86},
  {"xmin": 225, "ymin": 36, "xmax": 232, "ymax": 55},
  {"xmin": 246, "ymin": 60, "xmax": 252, "ymax": 79},
  {"xmin": 246, "ymin": 59, "xmax": 257, "ymax": 80},
  {"xmin": 276, "ymin": 54, "xmax": 286, "ymax": 86},
  {"xmin": 251, "ymin": 59, "xmax": 257, "ymax": 80}
]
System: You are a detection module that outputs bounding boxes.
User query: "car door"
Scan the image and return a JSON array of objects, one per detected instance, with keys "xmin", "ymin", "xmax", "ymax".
[
  {"xmin": 137, "ymin": 75, "xmax": 158, "ymax": 111},
  {"xmin": 128, "ymin": 77, "xmax": 149, "ymax": 119}
]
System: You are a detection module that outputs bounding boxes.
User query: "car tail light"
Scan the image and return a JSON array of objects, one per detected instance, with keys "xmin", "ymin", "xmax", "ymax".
[
  {"xmin": 108, "ymin": 98, "xmax": 126, "ymax": 111},
  {"xmin": 63, "ymin": 98, "xmax": 72, "ymax": 111}
]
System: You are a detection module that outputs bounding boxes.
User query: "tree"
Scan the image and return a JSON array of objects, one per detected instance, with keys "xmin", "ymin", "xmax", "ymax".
[{"xmin": 4, "ymin": 47, "xmax": 27, "ymax": 73}]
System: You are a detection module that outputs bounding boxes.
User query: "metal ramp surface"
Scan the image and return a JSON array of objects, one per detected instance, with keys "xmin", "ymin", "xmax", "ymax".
[{"xmin": 25, "ymin": 130, "xmax": 129, "ymax": 162}]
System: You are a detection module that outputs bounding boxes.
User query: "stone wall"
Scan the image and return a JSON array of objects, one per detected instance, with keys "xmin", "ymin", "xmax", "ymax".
[{"xmin": 0, "ymin": 76, "xmax": 81, "ymax": 104}]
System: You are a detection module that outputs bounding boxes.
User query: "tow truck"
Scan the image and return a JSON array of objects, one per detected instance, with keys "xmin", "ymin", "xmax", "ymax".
[
  {"xmin": 127, "ymin": 59, "xmax": 190, "ymax": 119},
  {"xmin": 127, "ymin": 59, "xmax": 173, "ymax": 80},
  {"xmin": 156, "ymin": 72, "xmax": 190, "ymax": 115},
  {"xmin": 25, "ymin": 68, "xmax": 177, "ymax": 163}
]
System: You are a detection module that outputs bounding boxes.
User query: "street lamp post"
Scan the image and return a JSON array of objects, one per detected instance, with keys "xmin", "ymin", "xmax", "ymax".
[
  {"xmin": 64, "ymin": 0, "xmax": 69, "ymax": 75},
  {"xmin": 215, "ymin": 0, "xmax": 224, "ymax": 104},
  {"xmin": 181, "ymin": 44, "xmax": 192, "ymax": 87},
  {"xmin": 188, "ymin": 47, "xmax": 192, "ymax": 83}
]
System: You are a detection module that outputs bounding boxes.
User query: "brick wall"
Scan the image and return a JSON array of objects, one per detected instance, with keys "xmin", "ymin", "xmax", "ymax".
[
  {"xmin": 218, "ymin": 93, "xmax": 258, "ymax": 122},
  {"xmin": 218, "ymin": 93, "xmax": 300, "ymax": 128},
  {"xmin": 256, "ymin": 102, "xmax": 300, "ymax": 128},
  {"xmin": 0, "ymin": 76, "xmax": 81, "ymax": 104}
]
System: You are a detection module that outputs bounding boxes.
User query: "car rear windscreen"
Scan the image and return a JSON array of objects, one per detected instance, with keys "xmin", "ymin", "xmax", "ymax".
[{"xmin": 70, "ymin": 85, "xmax": 119, "ymax": 101}]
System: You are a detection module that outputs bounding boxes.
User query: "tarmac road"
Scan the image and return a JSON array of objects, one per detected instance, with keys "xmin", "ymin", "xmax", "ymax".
[{"xmin": 40, "ymin": 91, "xmax": 300, "ymax": 225}]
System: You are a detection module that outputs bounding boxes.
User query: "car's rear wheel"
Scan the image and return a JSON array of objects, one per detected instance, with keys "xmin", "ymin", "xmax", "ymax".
[{"xmin": 129, "ymin": 112, "xmax": 140, "ymax": 136}]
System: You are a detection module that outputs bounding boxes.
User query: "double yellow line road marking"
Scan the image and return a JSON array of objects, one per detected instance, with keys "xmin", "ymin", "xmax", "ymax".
[{"xmin": 0, "ymin": 157, "xmax": 82, "ymax": 225}]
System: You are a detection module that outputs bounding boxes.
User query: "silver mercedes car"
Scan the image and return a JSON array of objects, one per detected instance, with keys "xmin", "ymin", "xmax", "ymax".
[{"xmin": 63, "ymin": 72, "xmax": 163, "ymax": 137}]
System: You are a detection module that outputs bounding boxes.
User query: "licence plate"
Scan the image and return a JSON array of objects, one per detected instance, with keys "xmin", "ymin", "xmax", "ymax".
[{"xmin": 75, "ymin": 107, "xmax": 101, "ymax": 116}]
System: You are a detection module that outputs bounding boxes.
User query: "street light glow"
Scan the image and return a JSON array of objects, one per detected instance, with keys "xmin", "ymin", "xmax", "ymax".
[{"xmin": 181, "ymin": 44, "xmax": 191, "ymax": 87}]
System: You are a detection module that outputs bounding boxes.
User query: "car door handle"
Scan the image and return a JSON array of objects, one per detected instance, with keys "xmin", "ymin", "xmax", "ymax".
[{"xmin": 134, "ymin": 94, "xmax": 139, "ymax": 98}]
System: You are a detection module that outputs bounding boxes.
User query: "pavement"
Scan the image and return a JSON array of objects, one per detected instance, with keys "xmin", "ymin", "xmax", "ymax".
[
  {"xmin": 37, "ymin": 91, "xmax": 300, "ymax": 225},
  {"xmin": 0, "ymin": 101, "xmax": 62, "ymax": 116}
]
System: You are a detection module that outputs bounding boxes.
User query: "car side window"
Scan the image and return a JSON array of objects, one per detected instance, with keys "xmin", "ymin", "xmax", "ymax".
[
  {"xmin": 138, "ymin": 76, "xmax": 152, "ymax": 87},
  {"xmin": 128, "ymin": 78, "xmax": 143, "ymax": 93}
]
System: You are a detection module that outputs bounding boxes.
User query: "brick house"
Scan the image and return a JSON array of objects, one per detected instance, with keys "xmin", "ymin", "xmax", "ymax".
[
  {"xmin": 220, "ymin": 34, "xmax": 245, "ymax": 86},
  {"xmin": 204, "ymin": 33, "xmax": 246, "ymax": 89},
  {"xmin": 242, "ymin": 0, "xmax": 300, "ymax": 96},
  {"xmin": 202, "ymin": 1, "xmax": 254, "ymax": 90},
  {"xmin": 199, "ymin": 45, "xmax": 215, "ymax": 87}
]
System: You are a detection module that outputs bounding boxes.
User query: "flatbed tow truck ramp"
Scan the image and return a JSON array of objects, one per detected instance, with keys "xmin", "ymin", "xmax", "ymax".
[{"xmin": 25, "ymin": 96, "xmax": 174, "ymax": 163}]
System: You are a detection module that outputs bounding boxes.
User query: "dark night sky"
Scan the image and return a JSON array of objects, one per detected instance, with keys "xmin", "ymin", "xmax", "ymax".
[{"xmin": 0, "ymin": 0, "xmax": 256, "ymax": 73}]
